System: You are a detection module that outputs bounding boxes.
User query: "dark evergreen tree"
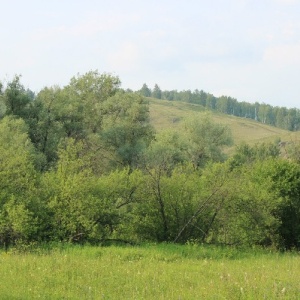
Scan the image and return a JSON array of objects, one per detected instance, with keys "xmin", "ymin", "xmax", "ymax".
[
  {"xmin": 139, "ymin": 83, "xmax": 151, "ymax": 97},
  {"xmin": 3, "ymin": 75, "xmax": 32, "ymax": 118},
  {"xmin": 152, "ymin": 84, "xmax": 162, "ymax": 99}
]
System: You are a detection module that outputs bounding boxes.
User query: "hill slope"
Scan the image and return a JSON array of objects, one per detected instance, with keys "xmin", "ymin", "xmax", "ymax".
[{"xmin": 148, "ymin": 98, "xmax": 300, "ymax": 148}]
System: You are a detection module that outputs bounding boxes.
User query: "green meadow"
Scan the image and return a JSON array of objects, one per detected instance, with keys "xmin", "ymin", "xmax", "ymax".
[{"xmin": 1, "ymin": 244, "xmax": 300, "ymax": 299}]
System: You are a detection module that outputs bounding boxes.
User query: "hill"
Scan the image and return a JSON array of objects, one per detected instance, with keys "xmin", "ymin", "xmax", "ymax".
[{"xmin": 148, "ymin": 98, "xmax": 300, "ymax": 151}]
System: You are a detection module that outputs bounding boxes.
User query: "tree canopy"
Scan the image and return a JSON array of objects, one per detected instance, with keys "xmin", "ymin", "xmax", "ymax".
[{"xmin": 0, "ymin": 72, "xmax": 300, "ymax": 251}]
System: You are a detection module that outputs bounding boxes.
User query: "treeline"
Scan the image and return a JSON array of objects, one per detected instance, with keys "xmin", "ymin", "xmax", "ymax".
[
  {"xmin": 0, "ymin": 72, "xmax": 300, "ymax": 251},
  {"xmin": 138, "ymin": 83, "xmax": 300, "ymax": 131}
]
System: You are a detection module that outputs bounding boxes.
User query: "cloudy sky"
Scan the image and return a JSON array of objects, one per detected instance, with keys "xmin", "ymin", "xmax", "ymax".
[{"xmin": 1, "ymin": 0, "xmax": 300, "ymax": 108}]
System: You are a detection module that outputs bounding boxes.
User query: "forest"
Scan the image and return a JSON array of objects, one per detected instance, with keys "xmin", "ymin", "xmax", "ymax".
[{"xmin": 1, "ymin": 70, "xmax": 300, "ymax": 251}]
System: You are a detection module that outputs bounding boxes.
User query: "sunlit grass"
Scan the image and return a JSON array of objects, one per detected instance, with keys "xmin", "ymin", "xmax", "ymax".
[
  {"xmin": 0, "ymin": 243, "xmax": 299, "ymax": 299},
  {"xmin": 148, "ymin": 98, "xmax": 300, "ymax": 151}
]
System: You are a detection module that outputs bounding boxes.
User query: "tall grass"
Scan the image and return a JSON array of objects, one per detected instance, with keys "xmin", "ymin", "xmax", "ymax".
[{"xmin": 0, "ymin": 243, "xmax": 299, "ymax": 299}]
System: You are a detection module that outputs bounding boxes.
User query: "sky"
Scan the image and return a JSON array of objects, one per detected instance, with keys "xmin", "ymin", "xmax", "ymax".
[{"xmin": 1, "ymin": 0, "xmax": 300, "ymax": 108}]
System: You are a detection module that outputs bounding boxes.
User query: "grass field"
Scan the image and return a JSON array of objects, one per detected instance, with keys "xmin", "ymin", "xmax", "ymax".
[
  {"xmin": 1, "ymin": 243, "xmax": 300, "ymax": 299},
  {"xmin": 148, "ymin": 98, "xmax": 300, "ymax": 150}
]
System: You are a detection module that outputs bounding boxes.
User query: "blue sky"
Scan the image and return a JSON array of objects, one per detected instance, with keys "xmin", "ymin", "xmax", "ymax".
[{"xmin": 1, "ymin": 0, "xmax": 300, "ymax": 108}]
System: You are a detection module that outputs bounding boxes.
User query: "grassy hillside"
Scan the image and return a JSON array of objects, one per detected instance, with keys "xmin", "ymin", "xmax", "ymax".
[{"xmin": 148, "ymin": 98, "xmax": 300, "ymax": 149}]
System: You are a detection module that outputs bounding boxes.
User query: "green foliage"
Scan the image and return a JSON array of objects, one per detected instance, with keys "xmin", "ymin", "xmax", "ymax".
[
  {"xmin": 0, "ymin": 116, "xmax": 36, "ymax": 200},
  {"xmin": 0, "ymin": 98, "xmax": 6, "ymax": 119},
  {"xmin": 1, "ymin": 71, "xmax": 300, "ymax": 251},
  {"xmin": 230, "ymin": 140, "xmax": 280, "ymax": 167},
  {"xmin": 0, "ymin": 197, "xmax": 38, "ymax": 248},
  {"xmin": 22, "ymin": 71, "xmax": 150, "ymax": 172},
  {"xmin": 139, "ymin": 83, "xmax": 151, "ymax": 97},
  {"xmin": 211, "ymin": 162, "xmax": 280, "ymax": 246},
  {"xmin": 3, "ymin": 75, "xmax": 32, "ymax": 118},
  {"xmin": 222, "ymin": 157, "xmax": 300, "ymax": 249},
  {"xmin": 143, "ymin": 113, "xmax": 232, "ymax": 175},
  {"xmin": 40, "ymin": 139, "xmax": 110, "ymax": 242},
  {"xmin": 101, "ymin": 92, "xmax": 154, "ymax": 169},
  {"xmin": 256, "ymin": 159, "xmax": 300, "ymax": 249},
  {"xmin": 0, "ymin": 116, "xmax": 40, "ymax": 247},
  {"xmin": 182, "ymin": 114, "xmax": 233, "ymax": 167},
  {"xmin": 285, "ymin": 140, "xmax": 300, "ymax": 163},
  {"xmin": 68, "ymin": 70, "xmax": 121, "ymax": 134},
  {"xmin": 152, "ymin": 83, "xmax": 162, "ymax": 99},
  {"xmin": 95, "ymin": 168, "xmax": 145, "ymax": 240},
  {"xmin": 143, "ymin": 129, "xmax": 189, "ymax": 174},
  {"xmin": 130, "ymin": 164, "xmax": 200, "ymax": 242},
  {"xmin": 27, "ymin": 87, "xmax": 66, "ymax": 169}
]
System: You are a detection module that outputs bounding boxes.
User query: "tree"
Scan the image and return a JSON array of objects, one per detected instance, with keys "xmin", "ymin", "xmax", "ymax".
[
  {"xmin": 179, "ymin": 90, "xmax": 192, "ymax": 103},
  {"xmin": 257, "ymin": 103, "xmax": 273, "ymax": 124},
  {"xmin": 152, "ymin": 84, "xmax": 162, "ymax": 99},
  {"xmin": 139, "ymin": 83, "xmax": 151, "ymax": 97},
  {"xmin": 239, "ymin": 101, "xmax": 255, "ymax": 119},
  {"xmin": 275, "ymin": 107, "xmax": 288, "ymax": 129},
  {"xmin": 230, "ymin": 141, "xmax": 280, "ymax": 168},
  {"xmin": 287, "ymin": 108, "xmax": 300, "ymax": 131},
  {"xmin": 138, "ymin": 130, "xmax": 192, "ymax": 241},
  {"xmin": 138, "ymin": 120, "xmax": 232, "ymax": 242},
  {"xmin": 131, "ymin": 164, "xmax": 201, "ymax": 242},
  {"xmin": 225, "ymin": 157, "xmax": 300, "ymax": 249},
  {"xmin": 26, "ymin": 87, "xmax": 66, "ymax": 169},
  {"xmin": 3, "ymin": 75, "xmax": 32, "ymax": 118},
  {"xmin": 173, "ymin": 162, "xmax": 232, "ymax": 243},
  {"xmin": 25, "ymin": 71, "xmax": 121, "ymax": 170},
  {"xmin": 205, "ymin": 94, "xmax": 216, "ymax": 110},
  {"xmin": 0, "ymin": 116, "xmax": 36, "ymax": 200},
  {"xmin": 95, "ymin": 167, "xmax": 145, "ymax": 241},
  {"xmin": 0, "ymin": 116, "xmax": 40, "ymax": 248},
  {"xmin": 215, "ymin": 96, "xmax": 229, "ymax": 114},
  {"xmin": 194, "ymin": 89, "xmax": 207, "ymax": 106},
  {"xmin": 227, "ymin": 97, "xmax": 238, "ymax": 115},
  {"xmin": 162, "ymin": 90, "xmax": 176, "ymax": 101},
  {"xmin": 182, "ymin": 114, "xmax": 233, "ymax": 168},
  {"xmin": 40, "ymin": 139, "xmax": 109, "ymax": 243},
  {"xmin": 143, "ymin": 129, "xmax": 189, "ymax": 173},
  {"xmin": 260, "ymin": 159, "xmax": 300, "ymax": 249},
  {"xmin": 68, "ymin": 70, "xmax": 121, "ymax": 134},
  {"xmin": 100, "ymin": 92, "xmax": 154, "ymax": 170},
  {"xmin": 0, "ymin": 95, "xmax": 6, "ymax": 119}
]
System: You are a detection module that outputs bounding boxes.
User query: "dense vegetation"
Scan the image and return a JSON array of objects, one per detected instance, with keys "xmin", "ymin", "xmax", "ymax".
[
  {"xmin": 139, "ymin": 83, "xmax": 300, "ymax": 131},
  {"xmin": 1, "ymin": 71, "xmax": 300, "ymax": 251}
]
